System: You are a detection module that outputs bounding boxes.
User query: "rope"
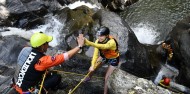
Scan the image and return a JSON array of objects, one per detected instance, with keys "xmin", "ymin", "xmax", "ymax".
[
  {"xmin": 52, "ymin": 70, "xmax": 104, "ymax": 79},
  {"xmin": 67, "ymin": 61, "xmax": 102, "ymax": 94},
  {"xmin": 38, "ymin": 70, "xmax": 48, "ymax": 94},
  {"xmin": 68, "ymin": 71, "xmax": 92, "ymax": 94}
]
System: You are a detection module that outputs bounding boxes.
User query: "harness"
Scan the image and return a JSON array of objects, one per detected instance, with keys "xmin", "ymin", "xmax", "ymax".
[
  {"xmin": 99, "ymin": 36, "xmax": 119, "ymax": 59},
  {"xmin": 11, "ymin": 73, "xmax": 48, "ymax": 94},
  {"xmin": 12, "ymin": 47, "xmax": 46, "ymax": 94},
  {"xmin": 11, "ymin": 78, "xmax": 36, "ymax": 94}
]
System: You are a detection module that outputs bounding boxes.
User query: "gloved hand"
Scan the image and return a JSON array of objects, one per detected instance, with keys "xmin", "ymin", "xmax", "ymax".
[
  {"xmin": 89, "ymin": 66, "xmax": 95, "ymax": 72},
  {"xmin": 168, "ymin": 53, "xmax": 173, "ymax": 60}
]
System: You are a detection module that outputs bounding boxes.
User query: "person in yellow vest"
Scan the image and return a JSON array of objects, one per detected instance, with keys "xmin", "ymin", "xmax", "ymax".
[{"xmin": 83, "ymin": 26, "xmax": 119, "ymax": 94}]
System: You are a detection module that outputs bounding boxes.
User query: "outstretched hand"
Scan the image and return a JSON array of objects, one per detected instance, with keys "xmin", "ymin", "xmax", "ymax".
[{"xmin": 77, "ymin": 34, "xmax": 84, "ymax": 47}]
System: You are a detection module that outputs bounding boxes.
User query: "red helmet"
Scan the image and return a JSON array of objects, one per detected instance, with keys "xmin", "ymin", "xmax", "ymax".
[{"xmin": 163, "ymin": 77, "xmax": 170, "ymax": 86}]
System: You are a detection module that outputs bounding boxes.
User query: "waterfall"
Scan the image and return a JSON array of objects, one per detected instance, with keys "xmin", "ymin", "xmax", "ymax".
[
  {"xmin": 0, "ymin": 1, "xmax": 100, "ymax": 47},
  {"xmin": 1, "ymin": 16, "xmax": 64, "ymax": 47},
  {"xmin": 132, "ymin": 22, "xmax": 160, "ymax": 44},
  {"xmin": 62, "ymin": 1, "xmax": 101, "ymax": 9}
]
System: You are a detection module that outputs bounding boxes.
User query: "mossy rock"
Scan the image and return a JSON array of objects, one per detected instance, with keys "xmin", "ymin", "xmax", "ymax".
[{"xmin": 66, "ymin": 5, "xmax": 95, "ymax": 32}]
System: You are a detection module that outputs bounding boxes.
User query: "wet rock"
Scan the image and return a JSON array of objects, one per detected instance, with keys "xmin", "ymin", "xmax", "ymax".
[
  {"xmin": 53, "ymin": 70, "xmax": 104, "ymax": 94},
  {"xmin": 13, "ymin": 15, "xmax": 45, "ymax": 29},
  {"xmin": 56, "ymin": 6, "xmax": 95, "ymax": 50},
  {"xmin": 99, "ymin": 0, "xmax": 139, "ymax": 11},
  {"xmin": 57, "ymin": 7, "xmax": 158, "ymax": 79},
  {"xmin": 0, "ymin": 65, "xmax": 17, "ymax": 94},
  {"xmin": 4, "ymin": 0, "xmax": 65, "ymax": 28},
  {"xmin": 0, "ymin": 4, "xmax": 11, "ymax": 26},
  {"xmin": 56, "ymin": 0, "xmax": 78, "ymax": 5},
  {"xmin": 119, "ymin": 0, "xmax": 190, "ymax": 43},
  {"xmin": 0, "ymin": 35, "xmax": 29, "ymax": 65},
  {"xmin": 168, "ymin": 16, "xmax": 190, "ymax": 87},
  {"xmin": 6, "ymin": 0, "xmax": 48, "ymax": 14},
  {"xmin": 91, "ymin": 10, "xmax": 155, "ymax": 77},
  {"xmin": 125, "ymin": 0, "xmax": 139, "ymax": 6},
  {"xmin": 108, "ymin": 69, "xmax": 177, "ymax": 94},
  {"xmin": 5, "ymin": 0, "xmax": 49, "ymax": 28},
  {"xmin": 1, "ymin": 1, "xmax": 190, "ymax": 94}
]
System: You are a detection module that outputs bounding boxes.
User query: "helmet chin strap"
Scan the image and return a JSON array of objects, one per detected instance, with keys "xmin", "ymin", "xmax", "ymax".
[
  {"xmin": 41, "ymin": 48, "xmax": 45, "ymax": 52},
  {"xmin": 37, "ymin": 45, "xmax": 46, "ymax": 53},
  {"xmin": 101, "ymin": 37, "xmax": 109, "ymax": 44}
]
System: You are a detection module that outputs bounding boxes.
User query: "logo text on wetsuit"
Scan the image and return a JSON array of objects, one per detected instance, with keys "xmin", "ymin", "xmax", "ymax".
[{"xmin": 16, "ymin": 52, "xmax": 37, "ymax": 87}]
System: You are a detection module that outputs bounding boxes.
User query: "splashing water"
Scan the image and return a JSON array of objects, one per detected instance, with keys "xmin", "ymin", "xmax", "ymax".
[
  {"xmin": 0, "ymin": 0, "xmax": 9, "ymax": 19},
  {"xmin": 0, "ymin": 1, "xmax": 100, "ymax": 47},
  {"xmin": 0, "ymin": 5, "xmax": 9, "ymax": 19},
  {"xmin": 132, "ymin": 22, "xmax": 160, "ymax": 44},
  {"xmin": 154, "ymin": 63, "xmax": 179, "ymax": 85},
  {"xmin": 63, "ymin": 1, "xmax": 101, "ymax": 9},
  {"xmin": 0, "ymin": 0, "xmax": 6, "ymax": 5},
  {"xmin": 1, "ymin": 16, "xmax": 64, "ymax": 47}
]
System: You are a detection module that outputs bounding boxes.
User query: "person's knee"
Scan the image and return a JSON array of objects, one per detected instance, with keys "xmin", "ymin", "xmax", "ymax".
[
  {"xmin": 53, "ymin": 74, "xmax": 62, "ymax": 83},
  {"xmin": 55, "ymin": 74, "xmax": 61, "ymax": 79},
  {"xmin": 45, "ymin": 73, "xmax": 62, "ymax": 85}
]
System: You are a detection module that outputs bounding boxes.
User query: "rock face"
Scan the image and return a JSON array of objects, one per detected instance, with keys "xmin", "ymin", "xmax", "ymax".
[
  {"xmin": 120, "ymin": 0, "xmax": 190, "ymax": 43},
  {"xmin": 168, "ymin": 16, "xmax": 190, "ymax": 87},
  {"xmin": 1, "ymin": 0, "xmax": 74, "ymax": 28},
  {"xmin": 108, "ymin": 69, "xmax": 177, "ymax": 94},
  {"xmin": 99, "ymin": 0, "xmax": 139, "ymax": 11},
  {"xmin": 1, "ymin": 1, "xmax": 190, "ymax": 94},
  {"xmin": 0, "ymin": 2, "xmax": 10, "ymax": 26},
  {"xmin": 0, "ymin": 36, "xmax": 29, "ymax": 93},
  {"xmin": 0, "ymin": 36, "xmax": 29, "ymax": 65}
]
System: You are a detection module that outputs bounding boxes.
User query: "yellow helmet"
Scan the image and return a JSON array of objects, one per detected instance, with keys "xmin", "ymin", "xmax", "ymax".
[{"xmin": 30, "ymin": 32, "xmax": 53, "ymax": 48}]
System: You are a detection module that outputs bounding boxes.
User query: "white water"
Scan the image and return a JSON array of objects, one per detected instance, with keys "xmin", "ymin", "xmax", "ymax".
[
  {"xmin": 0, "ymin": 0, "xmax": 9, "ymax": 19},
  {"xmin": 1, "ymin": 16, "xmax": 63, "ymax": 47},
  {"xmin": 132, "ymin": 23, "xmax": 160, "ymax": 44},
  {"xmin": 63, "ymin": 1, "xmax": 101, "ymax": 9},
  {"xmin": 0, "ymin": 1, "xmax": 100, "ymax": 47},
  {"xmin": 0, "ymin": 5, "xmax": 9, "ymax": 19},
  {"xmin": 0, "ymin": 0, "xmax": 6, "ymax": 5},
  {"xmin": 66, "ymin": 1, "xmax": 159, "ymax": 45},
  {"xmin": 1, "ymin": 0, "xmax": 158, "ymax": 46}
]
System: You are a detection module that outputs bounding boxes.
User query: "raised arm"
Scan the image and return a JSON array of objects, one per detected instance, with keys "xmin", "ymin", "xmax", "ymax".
[{"xmin": 85, "ymin": 38, "xmax": 116, "ymax": 50}]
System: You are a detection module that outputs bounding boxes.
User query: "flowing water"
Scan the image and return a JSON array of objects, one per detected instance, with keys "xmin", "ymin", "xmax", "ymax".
[
  {"xmin": 0, "ymin": 0, "xmax": 189, "ymax": 93},
  {"xmin": 0, "ymin": 1, "xmax": 102, "ymax": 93},
  {"xmin": 120, "ymin": 0, "xmax": 190, "ymax": 44},
  {"xmin": 0, "ymin": 1, "xmax": 100, "ymax": 47},
  {"xmin": 119, "ymin": 0, "xmax": 190, "ymax": 88},
  {"xmin": 1, "ymin": 15, "xmax": 63, "ymax": 47}
]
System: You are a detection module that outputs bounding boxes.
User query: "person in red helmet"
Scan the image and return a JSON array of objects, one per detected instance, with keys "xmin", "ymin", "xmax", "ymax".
[
  {"xmin": 83, "ymin": 26, "xmax": 120, "ymax": 94},
  {"xmin": 159, "ymin": 76, "xmax": 171, "ymax": 87},
  {"xmin": 13, "ymin": 32, "xmax": 84, "ymax": 94}
]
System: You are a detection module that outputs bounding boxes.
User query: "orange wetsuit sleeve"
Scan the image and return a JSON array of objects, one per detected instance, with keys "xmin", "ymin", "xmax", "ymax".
[{"xmin": 35, "ymin": 53, "xmax": 69, "ymax": 71}]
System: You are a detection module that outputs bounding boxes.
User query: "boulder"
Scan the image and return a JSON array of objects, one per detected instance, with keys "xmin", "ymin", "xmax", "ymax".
[
  {"xmin": 168, "ymin": 16, "xmax": 190, "ymax": 87},
  {"xmin": 99, "ymin": 0, "xmax": 139, "ymax": 11},
  {"xmin": 108, "ymin": 69, "xmax": 177, "ymax": 94}
]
